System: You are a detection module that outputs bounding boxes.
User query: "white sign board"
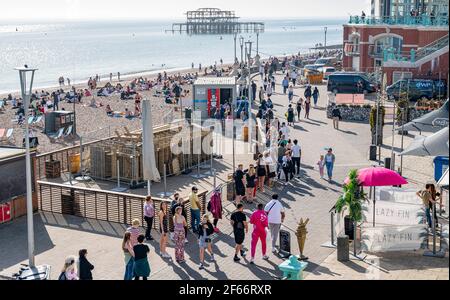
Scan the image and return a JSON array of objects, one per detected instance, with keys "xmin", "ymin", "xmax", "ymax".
[
  {"xmin": 375, "ymin": 187, "xmax": 423, "ymax": 205},
  {"xmin": 363, "ymin": 200, "xmax": 425, "ymax": 226},
  {"xmin": 334, "ymin": 212, "xmax": 345, "ymax": 239},
  {"xmin": 361, "ymin": 225, "xmax": 428, "ymax": 252}
]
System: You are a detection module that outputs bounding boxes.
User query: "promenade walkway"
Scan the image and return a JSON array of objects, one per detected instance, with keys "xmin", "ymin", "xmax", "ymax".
[{"xmin": 0, "ymin": 72, "xmax": 447, "ymax": 280}]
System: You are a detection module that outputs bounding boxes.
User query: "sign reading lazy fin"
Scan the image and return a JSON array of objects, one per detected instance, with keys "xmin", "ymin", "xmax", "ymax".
[{"xmin": 361, "ymin": 225, "xmax": 428, "ymax": 252}]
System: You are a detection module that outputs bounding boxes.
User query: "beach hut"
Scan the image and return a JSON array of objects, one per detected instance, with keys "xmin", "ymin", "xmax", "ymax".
[{"xmin": 192, "ymin": 77, "xmax": 237, "ymax": 119}]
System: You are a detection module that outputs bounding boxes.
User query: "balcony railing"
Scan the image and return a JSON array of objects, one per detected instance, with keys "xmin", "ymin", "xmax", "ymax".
[
  {"xmin": 344, "ymin": 43, "xmax": 360, "ymax": 56},
  {"xmin": 375, "ymin": 34, "xmax": 449, "ymax": 63},
  {"xmin": 349, "ymin": 15, "xmax": 449, "ymax": 27}
]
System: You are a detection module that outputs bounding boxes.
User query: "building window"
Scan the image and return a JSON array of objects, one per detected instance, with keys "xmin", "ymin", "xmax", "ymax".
[
  {"xmin": 374, "ymin": 35, "xmax": 403, "ymax": 55},
  {"xmin": 392, "ymin": 71, "xmax": 413, "ymax": 84}
]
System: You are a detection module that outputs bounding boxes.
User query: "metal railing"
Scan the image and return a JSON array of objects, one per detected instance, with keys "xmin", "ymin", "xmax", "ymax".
[
  {"xmin": 414, "ymin": 34, "xmax": 449, "ymax": 61},
  {"xmin": 37, "ymin": 180, "xmax": 207, "ymax": 230},
  {"xmin": 349, "ymin": 15, "xmax": 449, "ymax": 27},
  {"xmin": 368, "ymin": 34, "xmax": 449, "ymax": 63}
]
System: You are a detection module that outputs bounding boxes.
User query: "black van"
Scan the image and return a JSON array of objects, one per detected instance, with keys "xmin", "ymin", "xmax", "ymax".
[
  {"xmin": 386, "ymin": 79, "xmax": 439, "ymax": 101},
  {"xmin": 327, "ymin": 73, "xmax": 376, "ymax": 94}
]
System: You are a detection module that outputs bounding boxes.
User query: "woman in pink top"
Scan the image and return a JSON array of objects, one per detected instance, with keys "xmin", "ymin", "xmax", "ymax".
[
  {"xmin": 127, "ymin": 219, "xmax": 141, "ymax": 247},
  {"xmin": 249, "ymin": 203, "xmax": 269, "ymax": 264},
  {"xmin": 143, "ymin": 196, "xmax": 155, "ymax": 241}
]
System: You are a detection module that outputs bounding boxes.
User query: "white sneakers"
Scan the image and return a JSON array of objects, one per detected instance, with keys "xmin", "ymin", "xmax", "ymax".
[
  {"xmin": 160, "ymin": 252, "xmax": 171, "ymax": 259},
  {"xmin": 262, "ymin": 255, "xmax": 270, "ymax": 260}
]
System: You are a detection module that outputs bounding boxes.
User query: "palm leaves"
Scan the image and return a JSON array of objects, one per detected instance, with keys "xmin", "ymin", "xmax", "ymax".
[{"xmin": 335, "ymin": 169, "xmax": 367, "ymax": 222}]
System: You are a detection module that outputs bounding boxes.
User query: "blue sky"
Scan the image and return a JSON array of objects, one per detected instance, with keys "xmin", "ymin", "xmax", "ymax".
[{"xmin": 1, "ymin": 0, "xmax": 371, "ymax": 20}]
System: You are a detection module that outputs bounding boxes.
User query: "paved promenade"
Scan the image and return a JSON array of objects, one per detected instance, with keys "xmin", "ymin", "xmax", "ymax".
[{"xmin": 1, "ymin": 72, "xmax": 448, "ymax": 280}]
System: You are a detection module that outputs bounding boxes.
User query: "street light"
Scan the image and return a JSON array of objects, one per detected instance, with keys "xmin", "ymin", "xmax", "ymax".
[
  {"xmin": 324, "ymin": 27, "xmax": 328, "ymax": 54},
  {"xmin": 245, "ymin": 40, "xmax": 253, "ymax": 105},
  {"xmin": 15, "ymin": 65, "xmax": 37, "ymax": 267},
  {"xmin": 234, "ymin": 33, "xmax": 237, "ymax": 63},
  {"xmin": 239, "ymin": 36, "xmax": 245, "ymax": 65}
]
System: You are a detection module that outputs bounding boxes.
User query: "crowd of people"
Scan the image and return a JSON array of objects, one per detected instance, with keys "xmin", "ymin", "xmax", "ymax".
[{"xmin": 57, "ymin": 188, "xmax": 291, "ymax": 280}]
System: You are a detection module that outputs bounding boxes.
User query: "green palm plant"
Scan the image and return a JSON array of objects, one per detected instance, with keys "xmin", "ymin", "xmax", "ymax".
[{"xmin": 335, "ymin": 169, "xmax": 367, "ymax": 222}]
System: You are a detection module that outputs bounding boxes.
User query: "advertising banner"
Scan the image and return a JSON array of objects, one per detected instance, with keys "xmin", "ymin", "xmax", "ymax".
[
  {"xmin": 334, "ymin": 211, "xmax": 345, "ymax": 239},
  {"xmin": 363, "ymin": 200, "xmax": 425, "ymax": 226},
  {"xmin": 375, "ymin": 187, "xmax": 423, "ymax": 205},
  {"xmin": 361, "ymin": 225, "xmax": 428, "ymax": 252}
]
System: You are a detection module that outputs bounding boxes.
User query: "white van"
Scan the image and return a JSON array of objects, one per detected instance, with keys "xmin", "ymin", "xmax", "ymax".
[{"xmin": 319, "ymin": 67, "xmax": 336, "ymax": 80}]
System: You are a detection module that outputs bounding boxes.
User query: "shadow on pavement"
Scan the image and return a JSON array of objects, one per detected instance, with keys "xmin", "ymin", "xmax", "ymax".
[
  {"xmin": 305, "ymin": 260, "xmax": 342, "ymax": 277},
  {"xmin": 0, "ymin": 214, "xmax": 54, "ymax": 273}
]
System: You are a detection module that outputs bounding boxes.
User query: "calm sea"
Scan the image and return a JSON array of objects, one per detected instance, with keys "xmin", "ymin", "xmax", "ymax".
[{"xmin": 0, "ymin": 18, "xmax": 345, "ymax": 94}]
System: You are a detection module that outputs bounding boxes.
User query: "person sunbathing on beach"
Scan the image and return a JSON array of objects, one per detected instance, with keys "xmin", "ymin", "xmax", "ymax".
[
  {"xmin": 135, "ymin": 93, "xmax": 142, "ymax": 104},
  {"xmin": 134, "ymin": 104, "xmax": 141, "ymax": 118},
  {"xmin": 125, "ymin": 108, "xmax": 134, "ymax": 119},
  {"xmin": 106, "ymin": 104, "xmax": 113, "ymax": 116},
  {"xmin": 84, "ymin": 89, "xmax": 92, "ymax": 97},
  {"xmin": 90, "ymin": 97, "xmax": 99, "ymax": 108}
]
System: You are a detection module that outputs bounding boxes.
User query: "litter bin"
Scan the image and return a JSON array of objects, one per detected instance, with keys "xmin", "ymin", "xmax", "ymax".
[
  {"xmin": 337, "ymin": 235, "xmax": 349, "ymax": 262},
  {"xmin": 243, "ymin": 126, "xmax": 249, "ymax": 142},
  {"xmin": 434, "ymin": 156, "xmax": 449, "ymax": 182},
  {"xmin": 69, "ymin": 154, "xmax": 81, "ymax": 174},
  {"xmin": 384, "ymin": 157, "xmax": 391, "ymax": 170},
  {"xmin": 369, "ymin": 145, "xmax": 377, "ymax": 161},
  {"xmin": 185, "ymin": 107, "xmax": 192, "ymax": 121}
]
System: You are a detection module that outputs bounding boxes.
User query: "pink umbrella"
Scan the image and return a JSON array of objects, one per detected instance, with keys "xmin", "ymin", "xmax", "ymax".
[
  {"xmin": 344, "ymin": 167, "xmax": 408, "ymax": 227},
  {"xmin": 344, "ymin": 167, "xmax": 408, "ymax": 187}
]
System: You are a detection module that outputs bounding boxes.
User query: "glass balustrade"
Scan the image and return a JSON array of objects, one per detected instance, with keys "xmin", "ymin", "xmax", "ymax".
[{"xmin": 349, "ymin": 15, "xmax": 449, "ymax": 26}]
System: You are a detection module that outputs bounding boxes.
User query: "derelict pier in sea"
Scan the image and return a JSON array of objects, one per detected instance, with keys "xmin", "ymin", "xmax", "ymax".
[{"xmin": 167, "ymin": 8, "xmax": 265, "ymax": 35}]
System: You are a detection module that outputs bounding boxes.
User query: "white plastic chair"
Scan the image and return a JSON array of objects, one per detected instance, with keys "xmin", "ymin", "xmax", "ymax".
[
  {"xmin": 64, "ymin": 125, "xmax": 73, "ymax": 137},
  {"xmin": 49, "ymin": 127, "xmax": 64, "ymax": 141},
  {"xmin": 6, "ymin": 128, "xmax": 13, "ymax": 140}
]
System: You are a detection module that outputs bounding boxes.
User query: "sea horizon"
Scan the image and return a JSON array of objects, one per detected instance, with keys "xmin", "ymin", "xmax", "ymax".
[{"xmin": 0, "ymin": 18, "xmax": 346, "ymax": 94}]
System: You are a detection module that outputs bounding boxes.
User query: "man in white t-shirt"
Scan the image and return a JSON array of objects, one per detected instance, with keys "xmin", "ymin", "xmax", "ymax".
[
  {"xmin": 264, "ymin": 194, "xmax": 285, "ymax": 253},
  {"xmin": 280, "ymin": 122, "xmax": 289, "ymax": 139},
  {"xmin": 291, "ymin": 139, "xmax": 301, "ymax": 177},
  {"xmin": 291, "ymin": 70, "xmax": 298, "ymax": 86}
]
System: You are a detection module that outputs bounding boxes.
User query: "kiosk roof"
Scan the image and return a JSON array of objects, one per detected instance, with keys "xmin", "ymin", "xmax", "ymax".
[{"xmin": 194, "ymin": 77, "xmax": 236, "ymax": 86}]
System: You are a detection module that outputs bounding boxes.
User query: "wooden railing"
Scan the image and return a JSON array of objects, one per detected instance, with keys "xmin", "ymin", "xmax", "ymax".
[{"xmin": 37, "ymin": 180, "xmax": 207, "ymax": 230}]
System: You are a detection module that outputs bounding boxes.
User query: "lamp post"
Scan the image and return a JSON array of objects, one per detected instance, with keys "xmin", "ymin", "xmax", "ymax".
[
  {"xmin": 239, "ymin": 36, "xmax": 245, "ymax": 66},
  {"xmin": 15, "ymin": 65, "xmax": 37, "ymax": 267},
  {"xmin": 234, "ymin": 33, "xmax": 237, "ymax": 63},
  {"xmin": 245, "ymin": 40, "xmax": 253, "ymax": 116},
  {"xmin": 256, "ymin": 32, "xmax": 259, "ymax": 56},
  {"xmin": 390, "ymin": 79, "xmax": 402, "ymax": 170},
  {"xmin": 375, "ymin": 91, "xmax": 381, "ymax": 165},
  {"xmin": 399, "ymin": 80, "xmax": 410, "ymax": 175},
  {"xmin": 324, "ymin": 27, "xmax": 328, "ymax": 54}
]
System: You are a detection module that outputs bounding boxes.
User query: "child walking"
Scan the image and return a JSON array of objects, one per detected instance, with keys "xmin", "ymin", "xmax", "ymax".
[{"xmin": 317, "ymin": 155, "xmax": 325, "ymax": 179}]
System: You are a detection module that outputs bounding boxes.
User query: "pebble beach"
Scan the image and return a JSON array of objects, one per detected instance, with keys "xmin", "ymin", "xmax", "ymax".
[{"xmin": 0, "ymin": 67, "xmax": 204, "ymax": 154}]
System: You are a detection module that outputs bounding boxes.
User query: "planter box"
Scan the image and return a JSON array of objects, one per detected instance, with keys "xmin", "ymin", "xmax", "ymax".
[
  {"xmin": 327, "ymin": 105, "xmax": 372, "ymax": 123},
  {"xmin": 396, "ymin": 107, "xmax": 436, "ymax": 126}
]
